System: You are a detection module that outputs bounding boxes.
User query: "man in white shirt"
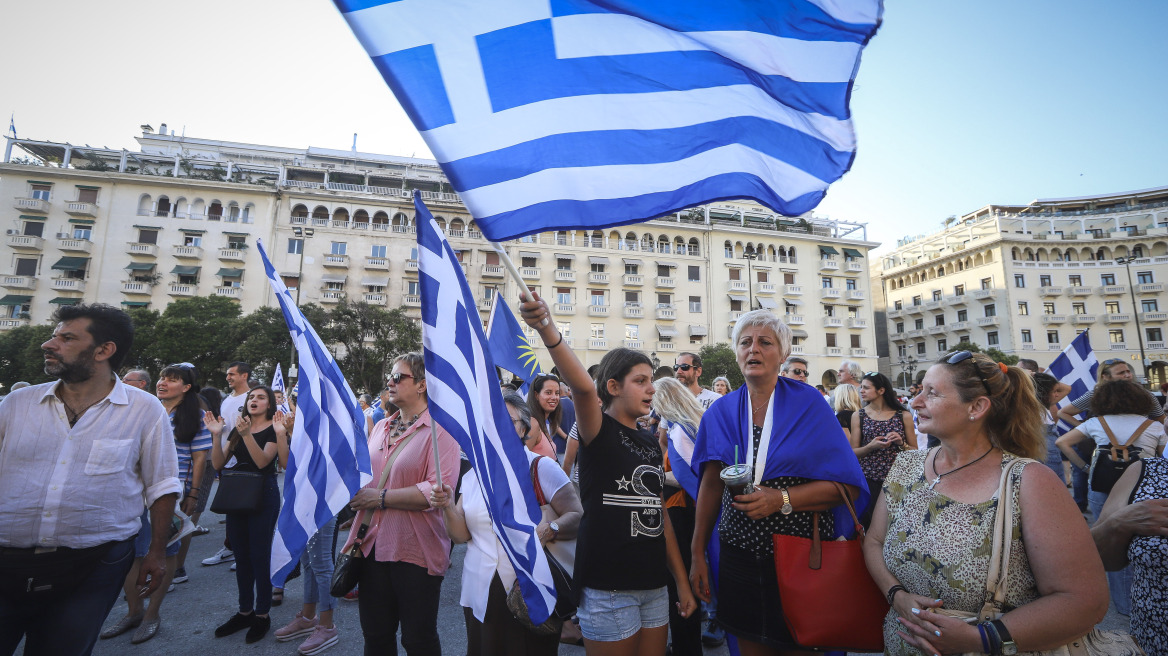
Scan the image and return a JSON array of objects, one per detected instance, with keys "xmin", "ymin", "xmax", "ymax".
[
  {"xmin": 200, "ymin": 361, "xmax": 253, "ymax": 568},
  {"xmin": 0, "ymin": 303, "xmax": 180, "ymax": 656},
  {"xmin": 674, "ymin": 352, "xmax": 721, "ymax": 409},
  {"xmin": 838, "ymin": 360, "xmax": 862, "ymax": 387}
]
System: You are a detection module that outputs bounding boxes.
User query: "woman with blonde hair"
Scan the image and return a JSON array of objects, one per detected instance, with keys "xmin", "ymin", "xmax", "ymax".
[
  {"xmin": 831, "ymin": 384, "xmax": 861, "ymax": 440},
  {"xmin": 652, "ymin": 377, "xmax": 706, "ymax": 656}
]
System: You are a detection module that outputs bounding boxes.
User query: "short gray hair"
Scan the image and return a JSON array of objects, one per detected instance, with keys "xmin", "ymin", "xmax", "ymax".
[
  {"xmin": 839, "ymin": 360, "xmax": 862, "ymax": 382},
  {"xmin": 781, "ymin": 356, "xmax": 808, "ymax": 373},
  {"xmin": 503, "ymin": 391, "xmax": 532, "ymax": 426},
  {"xmin": 730, "ymin": 309, "xmax": 792, "ymax": 360},
  {"xmin": 123, "ymin": 369, "xmax": 151, "ymax": 385}
]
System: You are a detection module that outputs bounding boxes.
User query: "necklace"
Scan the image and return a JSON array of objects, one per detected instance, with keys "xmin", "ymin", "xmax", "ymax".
[
  {"xmin": 62, "ymin": 397, "xmax": 103, "ymax": 427},
  {"xmin": 380, "ymin": 413, "xmax": 420, "ymax": 451},
  {"xmin": 928, "ymin": 445, "xmax": 994, "ymax": 491}
]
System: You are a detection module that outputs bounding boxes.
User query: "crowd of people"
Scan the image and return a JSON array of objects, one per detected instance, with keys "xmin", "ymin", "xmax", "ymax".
[{"xmin": 2, "ymin": 301, "xmax": 1167, "ymax": 656}]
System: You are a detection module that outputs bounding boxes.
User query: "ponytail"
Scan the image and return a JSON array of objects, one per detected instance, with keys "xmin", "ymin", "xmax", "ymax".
[{"xmin": 940, "ymin": 353, "xmax": 1045, "ymax": 460}]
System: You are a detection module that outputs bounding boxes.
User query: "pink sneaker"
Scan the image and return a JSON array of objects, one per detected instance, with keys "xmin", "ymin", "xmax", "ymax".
[
  {"xmin": 298, "ymin": 625, "xmax": 339, "ymax": 655},
  {"xmin": 274, "ymin": 612, "xmax": 317, "ymax": 642}
]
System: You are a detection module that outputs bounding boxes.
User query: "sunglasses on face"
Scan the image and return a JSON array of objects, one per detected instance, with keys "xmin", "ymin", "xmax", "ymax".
[
  {"xmin": 388, "ymin": 372, "xmax": 416, "ymax": 384},
  {"xmin": 789, "ymin": 369, "xmax": 808, "ymax": 377},
  {"xmin": 946, "ymin": 350, "xmax": 992, "ymax": 396},
  {"xmin": 673, "ymin": 363, "xmax": 695, "ymax": 372}
]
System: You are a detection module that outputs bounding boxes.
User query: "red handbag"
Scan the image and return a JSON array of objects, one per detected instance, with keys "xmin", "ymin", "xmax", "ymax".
[{"xmin": 772, "ymin": 482, "xmax": 888, "ymax": 652}]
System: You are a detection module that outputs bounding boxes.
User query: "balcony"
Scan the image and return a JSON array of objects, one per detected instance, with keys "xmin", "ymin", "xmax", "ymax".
[
  {"xmin": 1137, "ymin": 283, "xmax": 1164, "ymax": 294},
  {"xmin": 320, "ymin": 290, "xmax": 344, "ymax": 304},
  {"xmin": 849, "ymin": 348, "xmax": 868, "ymax": 357},
  {"xmin": 364, "ymin": 293, "xmax": 387, "ymax": 304},
  {"xmin": 1020, "ymin": 343, "xmax": 1036, "ymax": 350},
  {"xmin": 823, "ymin": 317, "xmax": 844, "ymax": 328},
  {"xmin": 656, "ymin": 306, "xmax": 676, "ymax": 320},
  {"xmin": 656, "ymin": 276, "xmax": 676, "ymax": 288},
  {"xmin": 947, "ymin": 294, "xmax": 968, "ymax": 305},
  {"xmin": 7, "ymin": 235, "xmax": 44, "ymax": 250},
  {"xmin": 846, "ymin": 261, "xmax": 864, "ymax": 273},
  {"xmin": 845, "ymin": 290, "xmax": 865, "ymax": 302},
  {"xmin": 1148, "ymin": 341, "xmax": 1167, "ymax": 350},
  {"xmin": 404, "ymin": 294, "xmax": 421, "ymax": 307},
  {"xmin": 1067, "ymin": 286, "xmax": 1093, "ymax": 296},
  {"xmin": 949, "ymin": 321, "xmax": 970, "ymax": 331},
  {"xmin": 1109, "ymin": 342, "xmax": 1127, "ymax": 351},
  {"xmin": 64, "ymin": 201, "xmax": 97, "ymax": 217},
  {"xmin": 1047, "ymin": 343, "xmax": 1062, "ymax": 351},
  {"xmin": 554, "ymin": 270, "xmax": 575, "ymax": 282},
  {"xmin": 1041, "ymin": 314, "xmax": 1067, "ymax": 324},
  {"xmin": 623, "ymin": 306, "xmax": 643, "ymax": 318},
  {"xmin": 907, "ymin": 329, "xmax": 927, "ymax": 339},
  {"xmin": 51, "ymin": 278, "xmax": 85, "ymax": 293},
  {"xmin": 14, "ymin": 197, "xmax": 49, "ymax": 213},
  {"xmin": 127, "ymin": 243, "xmax": 157, "ymax": 257},
  {"xmin": 1071, "ymin": 314, "xmax": 1097, "ymax": 324},
  {"xmin": 1140, "ymin": 312, "xmax": 1168, "ymax": 323},
  {"xmin": 927, "ymin": 325, "xmax": 946, "ymax": 335},
  {"xmin": 891, "ymin": 332, "xmax": 907, "ymax": 342},
  {"xmin": 729, "ymin": 311, "xmax": 744, "ymax": 322},
  {"xmin": 820, "ymin": 288, "xmax": 842, "ymax": 300},
  {"xmin": 1099, "ymin": 285, "xmax": 1127, "ymax": 295},
  {"xmin": 58, "ymin": 238, "xmax": 92, "ymax": 254},
  {"xmin": 1038, "ymin": 286, "xmax": 1063, "ymax": 297},
  {"xmin": 481, "ymin": 264, "xmax": 505, "ymax": 278},
  {"xmin": 521, "ymin": 267, "xmax": 541, "ymax": 280},
  {"xmin": 121, "ymin": 282, "xmax": 151, "ymax": 295},
  {"xmin": 622, "ymin": 274, "xmax": 643, "ymax": 286},
  {"xmin": 588, "ymin": 272, "xmax": 610, "ymax": 284},
  {"xmin": 924, "ymin": 300, "xmax": 942, "ymax": 311},
  {"xmin": 554, "ymin": 303, "xmax": 575, "ymax": 314},
  {"xmin": 906, "ymin": 303, "xmax": 924, "ymax": 314},
  {"xmin": 790, "ymin": 345, "xmax": 805, "ymax": 355},
  {"xmin": 784, "ymin": 314, "xmax": 805, "ymax": 325},
  {"xmin": 218, "ymin": 248, "xmax": 246, "ymax": 262},
  {"xmin": 1103, "ymin": 313, "xmax": 1131, "ymax": 323},
  {"xmin": 588, "ymin": 305, "xmax": 609, "ymax": 317},
  {"xmin": 1, "ymin": 275, "xmax": 36, "ymax": 290},
  {"xmin": 827, "ymin": 347, "xmax": 843, "ymax": 356},
  {"xmin": 819, "ymin": 258, "xmax": 840, "ymax": 271},
  {"xmin": 847, "ymin": 317, "xmax": 869, "ymax": 329},
  {"xmin": 365, "ymin": 257, "xmax": 389, "ymax": 270},
  {"xmin": 215, "ymin": 287, "xmax": 241, "ymax": 299},
  {"xmin": 172, "ymin": 245, "xmax": 203, "ymax": 259},
  {"xmin": 977, "ymin": 317, "xmax": 1000, "ymax": 327},
  {"xmin": 755, "ymin": 282, "xmax": 776, "ymax": 294},
  {"xmin": 0, "ymin": 318, "xmax": 31, "ymax": 330},
  {"xmin": 782, "ymin": 285, "xmax": 803, "ymax": 296},
  {"xmin": 971, "ymin": 289, "xmax": 998, "ymax": 301},
  {"xmin": 589, "ymin": 339, "xmax": 608, "ymax": 350},
  {"xmin": 168, "ymin": 283, "xmax": 197, "ymax": 297},
  {"xmin": 323, "ymin": 254, "xmax": 349, "ymax": 268},
  {"xmin": 728, "ymin": 280, "xmax": 748, "ymax": 293},
  {"xmin": 624, "ymin": 340, "xmax": 644, "ymax": 349},
  {"xmin": 478, "ymin": 298, "xmax": 494, "ymax": 312},
  {"xmin": 887, "ymin": 308, "xmax": 903, "ymax": 319},
  {"xmin": 656, "ymin": 342, "xmax": 676, "ymax": 352}
]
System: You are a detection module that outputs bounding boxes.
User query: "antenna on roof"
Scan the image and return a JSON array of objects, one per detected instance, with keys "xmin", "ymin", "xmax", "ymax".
[{"xmin": 352, "ymin": 133, "xmax": 358, "ymax": 152}]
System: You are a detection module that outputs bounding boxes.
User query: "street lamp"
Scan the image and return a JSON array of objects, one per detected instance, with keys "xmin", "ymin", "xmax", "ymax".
[
  {"xmin": 898, "ymin": 355, "xmax": 917, "ymax": 388},
  {"xmin": 290, "ymin": 227, "xmax": 315, "ymax": 377},
  {"xmin": 743, "ymin": 251, "xmax": 758, "ymax": 310},
  {"xmin": 1115, "ymin": 255, "xmax": 1150, "ymax": 384},
  {"xmin": 650, "ymin": 352, "xmax": 660, "ymax": 370}
]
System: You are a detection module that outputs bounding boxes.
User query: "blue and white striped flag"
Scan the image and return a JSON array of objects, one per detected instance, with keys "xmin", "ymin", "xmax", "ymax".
[
  {"xmin": 271, "ymin": 362, "xmax": 291, "ymax": 413},
  {"xmin": 255, "ymin": 239, "xmax": 373, "ymax": 587},
  {"xmin": 415, "ymin": 191, "xmax": 557, "ymax": 624},
  {"xmin": 1048, "ymin": 329, "xmax": 1098, "ymax": 433},
  {"xmin": 332, "ymin": 0, "xmax": 883, "ymax": 241}
]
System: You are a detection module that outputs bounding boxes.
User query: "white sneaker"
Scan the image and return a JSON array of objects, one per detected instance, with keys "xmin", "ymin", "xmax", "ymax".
[
  {"xmin": 201, "ymin": 547, "xmax": 235, "ymax": 566},
  {"xmin": 230, "ymin": 562, "xmax": 236, "ymax": 571}
]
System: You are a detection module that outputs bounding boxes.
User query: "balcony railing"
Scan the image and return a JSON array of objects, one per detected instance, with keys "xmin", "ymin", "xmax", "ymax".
[
  {"xmin": 1148, "ymin": 341, "xmax": 1166, "ymax": 350},
  {"xmin": 554, "ymin": 270, "xmax": 575, "ymax": 282},
  {"xmin": 168, "ymin": 283, "xmax": 197, "ymax": 296},
  {"xmin": 215, "ymin": 287, "xmax": 241, "ymax": 299},
  {"xmin": 971, "ymin": 289, "xmax": 998, "ymax": 300},
  {"xmin": 823, "ymin": 317, "xmax": 844, "ymax": 328},
  {"xmin": 405, "ymin": 259, "xmax": 418, "ymax": 272},
  {"xmin": 782, "ymin": 285, "xmax": 803, "ymax": 295},
  {"xmin": 789, "ymin": 345, "xmax": 805, "ymax": 354},
  {"xmin": 58, "ymin": 238, "xmax": 92, "ymax": 253},
  {"xmin": 52, "ymin": 278, "xmax": 86, "ymax": 292},
  {"xmin": 172, "ymin": 245, "xmax": 203, "ymax": 259},
  {"xmin": 364, "ymin": 293, "xmax": 387, "ymax": 304},
  {"xmin": 624, "ymin": 340, "xmax": 644, "ymax": 349},
  {"xmin": 846, "ymin": 290, "xmax": 865, "ymax": 301},
  {"xmin": 588, "ymin": 272, "xmax": 610, "ymax": 284},
  {"xmin": 128, "ymin": 243, "xmax": 158, "ymax": 256},
  {"xmin": 819, "ymin": 258, "xmax": 840, "ymax": 271},
  {"xmin": 14, "ymin": 198, "xmax": 49, "ymax": 213},
  {"xmin": 623, "ymin": 306, "xmax": 643, "ymax": 318},
  {"xmin": 906, "ymin": 303, "xmax": 924, "ymax": 314},
  {"xmin": 364, "ymin": 257, "xmax": 389, "ymax": 270},
  {"xmin": 1099, "ymin": 285, "xmax": 1127, "ymax": 295},
  {"xmin": 1067, "ymin": 286, "xmax": 1093, "ymax": 296},
  {"xmin": 521, "ymin": 267, "xmax": 541, "ymax": 279},
  {"xmin": 1041, "ymin": 315, "xmax": 1067, "ymax": 324},
  {"xmin": 218, "ymin": 248, "xmax": 245, "ymax": 262},
  {"xmin": 0, "ymin": 318, "xmax": 31, "ymax": 329},
  {"xmin": 846, "ymin": 261, "xmax": 864, "ymax": 273},
  {"xmin": 656, "ymin": 342, "xmax": 676, "ymax": 351},
  {"xmin": 554, "ymin": 303, "xmax": 575, "ymax": 314},
  {"xmin": 728, "ymin": 280, "xmax": 748, "ymax": 292},
  {"xmin": 64, "ymin": 201, "xmax": 97, "ymax": 217},
  {"xmin": 1140, "ymin": 312, "xmax": 1168, "ymax": 323},
  {"xmin": 1039, "ymin": 286, "xmax": 1064, "ymax": 296},
  {"xmin": 588, "ymin": 305, "xmax": 610, "ymax": 317},
  {"xmin": 1103, "ymin": 313, "xmax": 1131, "ymax": 323},
  {"xmin": 949, "ymin": 321, "xmax": 970, "ymax": 331},
  {"xmin": 622, "ymin": 274, "xmax": 643, "ymax": 286},
  {"xmin": 820, "ymin": 288, "xmax": 842, "ymax": 300},
  {"xmin": 729, "ymin": 311, "xmax": 744, "ymax": 321},
  {"xmin": 656, "ymin": 306, "xmax": 676, "ymax": 320},
  {"xmin": 1047, "ymin": 343, "xmax": 1062, "ymax": 351},
  {"xmin": 6, "ymin": 235, "xmax": 44, "ymax": 250},
  {"xmin": 320, "ymin": 290, "xmax": 344, "ymax": 303},
  {"xmin": 755, "ymin": 282, "xmax": 776, "ymax": 294},
  {"xmin": 1137, "ymin": 283, "xmax": 1164, "ymax": 294},
  {"xmin": 947, "ymin": 294, "xmax": 967, "ymax": 305},
  {"xmin": 1021, "ymin": 343, "xmax": 1035, "ymax": 350},
  {"xmin": 121, "ymin": 282, "xmax": 150, "ymax": 294},
  {"xmin": 1109, "ymin": 342, "xmax": 1127, "ymax": 350},
  {"xmin": 827, "ymin": 347, "xmax": 843, "ymax": 356},
  {"xmin": 478, "ymin": 298, "xmax": 494, "ymax": 311},
  {"xmin": 849, "ymin": 348, "xmax": 867, "ymax": 357},
  {"xmin": 1, "ymin": 275, "xmax": 36, "ymax": 290},
  {"xmin": 1071, "ymin": 314, "xmax": 1096, "ymax": 324},
  {"xmin": 323, "ymin": 254, "xmax": 350, "ymax": 267},
  {"xmin": 589, "ymin": 339, "xmax": 608, "ymax": 350},
  {"xmin": 977, "ymin": 317, "xmax": 1000, "ymax": 327},
  {"xmin": 404, "ymin": 294, "xmax": 421, "ymax": 307},
  {"xmin": 785, "ymin": 314, "xmax": 805, "ymax": 325},
  {"xmin": 656, "ymin": 276, "xmax": 676, "ymax": 288},
  {"xmin": 482, "ymin": 264, "xmax": 505, "ymax": 277}
]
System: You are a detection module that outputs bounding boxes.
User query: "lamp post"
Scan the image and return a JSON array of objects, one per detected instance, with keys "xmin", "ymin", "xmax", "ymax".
[
  {"xmin": 1115, "ymin": 255, "xmax": 1150, "ymax": 384},
  {"xmin": 650, "ymin": 351, "xmax": 660, "ymax": 371},
  {"xmin": 289, "ymin": 227, "xmax": 315, "ymax": 378},
  {"xmin": 898, "ymin": 355, "xmax": 917, "ymax": 388},
  {"xmin": 743, "ymin": 251, "xmax": 758, "ymax": 310}
]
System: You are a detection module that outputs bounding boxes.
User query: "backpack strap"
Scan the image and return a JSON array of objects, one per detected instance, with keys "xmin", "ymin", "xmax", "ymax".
[{"xmin": 1098, "ymin": 417, "xmax": 1151, "ymax": 462}]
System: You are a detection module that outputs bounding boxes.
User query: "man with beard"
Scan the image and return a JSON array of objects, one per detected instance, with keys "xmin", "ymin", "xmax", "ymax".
[
  {"xmin": 0, "ymin": 303, "xmax": 180, "ymax": 656},
  {"xmin": 674, "ymin": 352, "xmax": 720, "ymax": 409}
]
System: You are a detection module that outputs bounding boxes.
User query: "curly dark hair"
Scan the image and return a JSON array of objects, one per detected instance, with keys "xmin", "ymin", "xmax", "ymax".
[
  {"xmin": 1090, "ymin": 380, "xmax": 1155, "ymax": 417},
  {"xmin": 52, "ymin": 303, "xmax": 134, "ymax": 371}
]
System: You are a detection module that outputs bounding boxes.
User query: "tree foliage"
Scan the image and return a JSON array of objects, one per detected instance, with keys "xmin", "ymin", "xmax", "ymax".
[
  {"xmin": 329, "ymin": 301, "xmax": 422, "ymax": 394},
  {"xmin": 0, "ymin": 325, "xmax": 55, "ymax": 389},
  {"xmin": 949, "ymin": 341, "xmax": 1019, "ymax": 366},
  {"xmin": 696, "ymin": 342, "xmax": 744, "ymax": 391}
]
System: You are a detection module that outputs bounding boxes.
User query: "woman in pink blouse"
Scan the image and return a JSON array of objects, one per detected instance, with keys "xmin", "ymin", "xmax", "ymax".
[{"xmin": 342, "ymin": 352, "xmax": 460, "ymax": 656}]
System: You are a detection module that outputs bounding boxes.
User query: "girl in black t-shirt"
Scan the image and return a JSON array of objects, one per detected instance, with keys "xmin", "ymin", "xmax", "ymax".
[{"xmin": 520, "ymin": 293, "xmax": 695, "ymax": 655}]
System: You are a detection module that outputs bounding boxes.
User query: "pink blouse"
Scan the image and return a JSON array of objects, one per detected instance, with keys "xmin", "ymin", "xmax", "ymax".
[{"xmin": 342, "ymin": 409, "xmax": 461, "ymax": 576}]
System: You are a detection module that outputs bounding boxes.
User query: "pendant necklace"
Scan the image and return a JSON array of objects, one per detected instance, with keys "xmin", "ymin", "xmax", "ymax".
[
  {"xmin": 380, "ymin": 413, "xmax": 419, "ymax": 451},
  {"xmin": 928, "ymin": 446, "xmax": 994, "ymax": 491}
]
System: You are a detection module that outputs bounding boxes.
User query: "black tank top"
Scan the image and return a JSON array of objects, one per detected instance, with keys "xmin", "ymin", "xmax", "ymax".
[
  {"xmin": 575, "ymin": 413, "xmax": 668, "ymax": 591},
  {"xmin": 228, "ymin": 424, "xmax": 277, "ymax": 475}
]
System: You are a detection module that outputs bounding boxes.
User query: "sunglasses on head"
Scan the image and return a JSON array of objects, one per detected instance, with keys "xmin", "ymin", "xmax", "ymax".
[
  {"xmin": 946, "ymin": 350, "xmax": 992, "ymax": 396},
  {"xmin": 673, "ymin": 363, "xmax": 694, "ymax": 372},
  {"xmin": 388, "ymin": 372, "xmax": 416, "ymax": 384},
  {"xmin": 1102, "ymin": 358, "xmax": 1124, "ymax": 366},
  {"xmin": 170, "ymin": 362, "xmax": 195, "ymax": 369}
]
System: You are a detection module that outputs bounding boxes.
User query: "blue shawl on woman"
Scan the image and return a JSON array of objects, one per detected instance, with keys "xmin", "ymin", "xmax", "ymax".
[{"xmin": 691, "ymin": 376, "xmax": 869, "ymax": 539}]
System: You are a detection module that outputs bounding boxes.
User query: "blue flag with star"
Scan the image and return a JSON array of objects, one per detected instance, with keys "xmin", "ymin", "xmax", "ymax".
[{"xmin": 486, "ymin": 290, "xmax": 542, "ymax": 394}]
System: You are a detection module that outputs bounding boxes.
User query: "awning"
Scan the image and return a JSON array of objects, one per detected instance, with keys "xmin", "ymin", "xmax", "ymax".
[
  {"xmin": 49, "ymin": 297, "xmax": 81, "ymax": 305},
  {"xmin": 281, "ymin": 271, "xmax": 301, "ymax": 278},
  {"xmin": 819, "ymin": 246, "xmax": 839, "ymax": 255},
  {"xmin": 656, "ymin": 261, "xmax": 678, "ymax": 268},
  {"xmin": 19, "ymin": 214, "xmax": 46, "ymax": 221},
  {"xmin": 727, "ymin": 294, "xmax": 748, "ymax": 302},
  {"xmin": 362, "ymin": 276, "xmax": 390, "ymax": 287},
  {"xmin": 223, "ymin": 231, "xmax": 249, "ymax": 237},
  {"xmin": 121, "ymin": 301, "xmax": 150, "ymax": 307},
  {"xmin": 622, "ymin": 258, "xmax": 643, "ymax": 265},
  {"xmin": 588, "ymin": 256, "xmax": 609, "ymax": 265},
  {"xmin": 790, "ymin": 329, "xmax": 809, "ymax": 338},
  {"xmin": 657, "ymin": 326, "xmax": 680, "ymax": 337},
  {"xmin": 555, "ymin": 253, "xmax": 575, "ymax": 260},
  {"xmin": 784, "ymin": 298, "xmax": 804, "ymax": 306},
  {"xmin": 132, "ymin": 224, "xmax": 162, "ymax": 230},
  {"xmin": 67, "ymin": 218, "xmax": 95, "ymax": 225},
  {"xmin": 519, "ymin": 251, "xmax": 540, "ymax": 259},
  {"xmin": 843, "ymin": 248, "xmax": 863, "ymax": 258},
  {"xmin": 216, "ymin": 268, "xmax": 243, "ymax": 278},
  {"xmin": 757, "ymin": 297, "xmax": 779, "ymax": 309},
  {"xmin": 125, "ymin": 262, "xmax": 155, "ymax": 271},
  {"xmin": 171, "ymin": 265, "xmax": 200, "ymax": 275},
  {"xmin": 0, "ymin": 295, "xmax": 32, "ymax": 305},
  {"xmin": 179, "ymin": 228, "xmax": 206, "ymax": 234},
  {"xmin": 689, "ymin": 325, "xmax": 708, "ymax": 336},
  {"xmin": 320, "ymin": 274, "xmax": 347, "ymax": 283},
  {"xmin": 51, "ymin": 257, "xmax": 89, "ymax": 271}
]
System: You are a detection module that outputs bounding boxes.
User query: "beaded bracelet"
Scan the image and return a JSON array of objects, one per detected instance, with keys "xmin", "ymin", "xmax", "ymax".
[
  {"xmin": 885, "ymin": 584, "xmax": 907, "ymax": 605},
  {"xmin": 379, "ymin": 489, "xmax": 387, "ymax": 509}
]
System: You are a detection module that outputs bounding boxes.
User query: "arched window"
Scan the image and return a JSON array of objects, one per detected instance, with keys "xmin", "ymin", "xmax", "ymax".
[
  {"xmin": 373, "ymin": 211, "xmax": 390, "ymax": 230},
  {"xmin": 449, "ymin": 218, "xmax": 466, "ymax": 237},
  {"xmin": 226, "ymin": 201, "xmax": 241, "ymax": 222},
  {"xmin": 137, "ymin": 194, "xmax": 153, "ymax": 216},
  {"xmin": 173, "ymin": 197, "xmax": 188, "ymax": 219},
  {"xmin": 155, "ymin": 195, "xmax": 171, "ymax": 217},
  {"xmin": 292, "ymin": 204, "xmax": 309, "ymax": 223},
  {"xmin": 353, "ymin": 209, "xmax": 370, "ymax": 226},
  {"xmin": 689, "ymin": 238, "xmax": 701, "ymax": 257},
  {"xmin": 332, "ymin": 207, "xmax": 350, "ymax": 225},
  {"xmin": 312, "ymin": 206, "xmax": 329, "ymax": 223},
  {"xmin": 788, "ymin": 247, "xmax": 796, "ymax": 263},
  {"xmin": 190, "ymin": 198, "xmax": 206, "ymax": 220},
  {"xmin": 242, "ymin": 203, "xmax": 255, "ymax": 224},
  {"xmin": 208, "ymin": 200, "xmax": 223, "ymax": 221}
]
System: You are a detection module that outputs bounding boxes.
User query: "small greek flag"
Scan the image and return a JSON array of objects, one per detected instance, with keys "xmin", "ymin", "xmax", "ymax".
[
  {"xmin": 271, "ymin": 363, "xmax": 291, "ymax": 413},
  {"xmin": 1048, "ymin": 329, "xmax": 1098, "ymax": 433}
]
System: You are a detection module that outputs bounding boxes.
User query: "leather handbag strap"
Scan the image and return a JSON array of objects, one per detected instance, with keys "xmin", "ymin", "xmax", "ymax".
[
  {"xmin": 807, "ymin": 482, "xmax": 865, "ymax": 571},
  {"xmin": 530, "ymin": 455, "xmax": 548, "ymax": 506},
  {"xmin": 980, "ymin": 458, "xmax": 1035, "ymax": 619},
  {"xmin": 351, "ymin": 429, "xmax": 418, "ymax": 549}
]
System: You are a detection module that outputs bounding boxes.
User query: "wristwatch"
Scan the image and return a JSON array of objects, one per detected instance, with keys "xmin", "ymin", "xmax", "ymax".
[
  {"xmin": 779, "ymin": 487, "xmax": 793, "ymax": 515},
  {"xmin": 548, "ymin": 521, "xmax": 560, "ymax": 537},
  {"xmin": 991, "ymin": 620, "xmax": 1017, "ymax": 656}
]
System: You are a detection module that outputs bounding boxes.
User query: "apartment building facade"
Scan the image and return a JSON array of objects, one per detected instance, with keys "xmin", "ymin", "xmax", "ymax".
[
  {"xmin": 2, "ymin": 128, "xmax": 879, "ymax": 374},
  {"xmin": 878, "ymin": 186, "xmax": 1168, "ymax": 386}
]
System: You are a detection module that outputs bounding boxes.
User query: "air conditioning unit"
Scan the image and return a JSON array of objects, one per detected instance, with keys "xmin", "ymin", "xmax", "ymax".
[
  {"xmin": 56, "ymin": 233, "xmax": 71, "ymax": 239},
  {"xmin": 5, "ymin": 230, "xmax": 17, "ymax": 235}
]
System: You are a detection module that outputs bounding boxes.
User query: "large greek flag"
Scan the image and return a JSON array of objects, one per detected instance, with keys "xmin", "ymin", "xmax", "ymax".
[
  {"xmin": 256, "ymin": 239, "xmax": 374, "ymax": 587},
  {"xmin": 1048, "ymin": 329, "xmax": 1099, "ymax": 433},
  {"xmin": 333, "ymin": 0, "xmax": 883, "ymax": 241},
  {"xmin": 416, "ymin": 192, "xmax": 557, "ymax": 623}
]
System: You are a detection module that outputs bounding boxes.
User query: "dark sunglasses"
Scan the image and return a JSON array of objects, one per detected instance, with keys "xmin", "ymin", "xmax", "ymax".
[
  {"xmin": 673, "ymin": 363, "xmax": 695, "ymax": 372},
  {"xmin": 388, "ymin": 372, "xmax": 416, "ymax": 384},
  {"xmin": 946, "ymin": 350, "xmax": 991, "ymax": 396},
  {"xmin": 789, "ymin": 368, "xmax": 808, "ymax": 377}
]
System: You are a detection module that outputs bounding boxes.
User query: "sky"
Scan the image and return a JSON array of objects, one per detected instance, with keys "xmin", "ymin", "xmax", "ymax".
[{"xmin": 2, "ymin": 0, "xmax": 1165, "ymax": 254}]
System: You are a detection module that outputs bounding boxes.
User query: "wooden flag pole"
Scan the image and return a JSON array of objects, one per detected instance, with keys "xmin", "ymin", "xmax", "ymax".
[{"xmin": 491, "ymin": 241, "xmax": 549, "ymax": 326}]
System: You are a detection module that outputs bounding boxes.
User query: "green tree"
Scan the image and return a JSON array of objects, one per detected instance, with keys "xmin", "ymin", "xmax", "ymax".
[
  {"xmin": 231, "ymin": 306, "xmax": 294, "ymax": 383},
  {"xmin": 948, "ymin": 341, "xmax": 1018, "ymax": 366},
  {"xmin": 122, "ymin": 307, "xmax": 162, "ymax": 375},
  {"xmin": 0, "ymin": 325, "xmax": 54, "ymax": 389},
  {"xmin": 697, "ymin": 342, "xmax": 744, "ymax": 390},
  {"xmin": 147, "ymin": 296, "xmax": 243, "ymax": 387},
  {"xmin": 329, "ymin": 302, "xmax": 421, "ymax": 393}
]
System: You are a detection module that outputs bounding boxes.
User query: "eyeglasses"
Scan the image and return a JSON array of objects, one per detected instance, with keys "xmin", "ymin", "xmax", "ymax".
[
  {"xmin": 946, "ymin": 350, "xmax": 991, "ymax": 396},
  {"xmin": 673, "ymin": 364, "xmax": 694, "ymax": 372},
  {"xmin": 388, "ymin": 372, "xmax": 416, "ymax": 384},
  {"xmin": 788, "ymin": 368, "xmax": 808, "ymax": 377}
]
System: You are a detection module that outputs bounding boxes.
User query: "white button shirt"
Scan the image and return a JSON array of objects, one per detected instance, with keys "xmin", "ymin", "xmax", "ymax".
[{"xmin": 0, "ymin": 380, "xmax": 181, "ymax": 549}]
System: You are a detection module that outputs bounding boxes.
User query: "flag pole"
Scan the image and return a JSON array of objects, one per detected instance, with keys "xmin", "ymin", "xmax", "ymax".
[
  {"xmin": 490, "ymin": 241, "xmax": 548, "ymax": 326},
  {"xmin": 428, "ymin": 406, "xmax": 443, "ymax": 498}
]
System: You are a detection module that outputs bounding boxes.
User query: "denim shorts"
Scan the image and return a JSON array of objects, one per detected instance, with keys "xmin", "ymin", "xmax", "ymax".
[
  {"xmin": 133, "ymin": 509, "xmax": 181, "ymax": 558},
  {"xmin": 576, "ymin": 586, "xmax": 669, "ymax": 642}
]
